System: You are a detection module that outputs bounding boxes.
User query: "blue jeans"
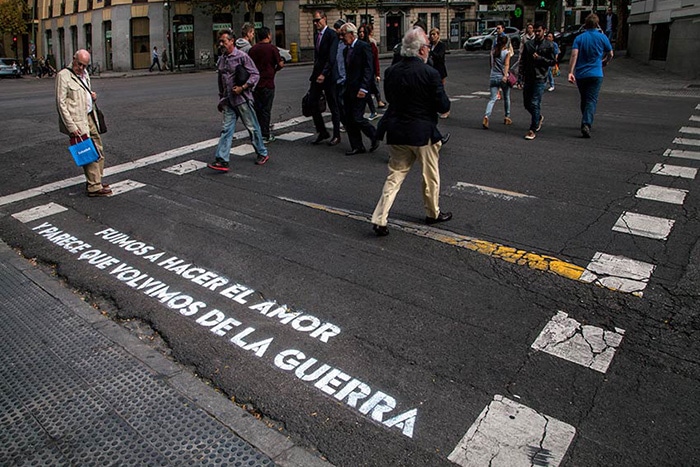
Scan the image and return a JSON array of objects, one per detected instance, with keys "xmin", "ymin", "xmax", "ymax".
[
  {"xmin": 215, "ymin": 101, "xmax": 267, "ymax": 162},
  {"xmin": 522, "ymin": 82, "xmax": 545, "ymax": 131},
  {"xmin": 545, "ymin": 68, "xmax": 555, "ymax": 88},
  {"xmin": 484, "ymin": 79, "xmax": 510, "ymax": 118},
  {"xmin": 576, "ymin": 77, "xmax": 603, "ymax": 128}
]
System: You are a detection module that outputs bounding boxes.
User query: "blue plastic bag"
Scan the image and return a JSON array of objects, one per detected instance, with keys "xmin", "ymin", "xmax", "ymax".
[{"xmin": 69, "ymin": 135, "xmax": 100, "ymax": 166}]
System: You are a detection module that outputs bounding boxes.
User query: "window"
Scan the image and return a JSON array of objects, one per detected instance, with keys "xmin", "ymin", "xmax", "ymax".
[
  {"xmin": 418, "ymin": 13, "xmax": 427, "ymax": 24},
  {"xmin": 131, "ymin": 17, "xmax": 150, "ymax": 69},
  {"xmin": 431, "ymin": 13, "xmax": 440, "ymax": 30}
]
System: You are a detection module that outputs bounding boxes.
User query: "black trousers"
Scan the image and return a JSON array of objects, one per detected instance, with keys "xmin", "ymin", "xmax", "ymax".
[
  {"xmin": 309, "ymin": 80, "xmax": 341, "ymax": 138},
  {"xmin": 343, "ymin": 92, "xmax": 376, "ymax": 150},
  {"xmin": 253, "ymin": 87, "xmax": 275, "ymax": 138}
]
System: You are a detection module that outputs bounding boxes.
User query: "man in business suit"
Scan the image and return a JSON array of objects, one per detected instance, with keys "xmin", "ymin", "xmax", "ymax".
[
  {"xmin": 370, "ymin": 28, "xmax": 451, "ymax": 236},
  {"xmin": 56, "ymin": 49, "xmax": 111, "ymax": 197},
  {"xmin": 340, "ymin": 22, "xmax": 378, "ymax": 156},
  {"xmin": 309, "ymin": 10, "xmax": 342, "ymax": 146}
]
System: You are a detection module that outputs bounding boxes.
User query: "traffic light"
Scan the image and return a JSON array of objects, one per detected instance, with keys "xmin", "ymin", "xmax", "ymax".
[
  {"xmin": 11, "ymin": 36, "xmax": 17, "ymax": 51},
  {"xmin": 539, "ymin": 0, "xmax": 546, "ymax": 7}
]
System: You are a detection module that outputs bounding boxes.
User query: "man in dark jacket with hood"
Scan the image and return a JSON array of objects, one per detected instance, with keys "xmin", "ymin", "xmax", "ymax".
[
  {"xmin": 518, "ymin": 22, "xmax": 556, "ymax": 140},
  {"xmin": 370, "ymin": 27, "xmax": 451, "ymax": 237}
]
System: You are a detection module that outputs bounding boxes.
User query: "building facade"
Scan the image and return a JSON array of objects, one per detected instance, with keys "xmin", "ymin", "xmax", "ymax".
[{"xmin": 627, "ymin": 0, "xmax": 700, "ymax": 78}]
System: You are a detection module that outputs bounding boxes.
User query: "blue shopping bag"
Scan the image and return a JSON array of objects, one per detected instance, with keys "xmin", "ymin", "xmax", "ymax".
[{"xmin": 69, "ymin": 135, "xmax": 100, "ymax": 167}]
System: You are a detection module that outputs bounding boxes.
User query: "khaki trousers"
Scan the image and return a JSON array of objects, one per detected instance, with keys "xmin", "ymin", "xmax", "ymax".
[
  {"xmin": 83, "ymin": 113, "xmax": 105, "ymax": 193},
  {"xmin": 371, "ymin": 141, "xmax": 442, "ymax": 227}
]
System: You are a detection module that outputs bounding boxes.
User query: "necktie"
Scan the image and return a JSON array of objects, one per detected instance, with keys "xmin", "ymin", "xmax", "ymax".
[{"xmin": 316, "ymin": 32, "xmax": 322, "ymax": 50}]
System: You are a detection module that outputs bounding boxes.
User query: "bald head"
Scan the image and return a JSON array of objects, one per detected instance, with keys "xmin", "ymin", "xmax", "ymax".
[{"xmin": 72, "ymin": 49, "xmax": 91, "ymax": 75}]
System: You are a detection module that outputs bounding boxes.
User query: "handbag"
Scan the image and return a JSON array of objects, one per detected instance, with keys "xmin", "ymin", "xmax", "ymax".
[
  {"xmin": 506, "ymin": 70, "xmax": 518, "ymax": 88},
  {"xmin": 93, "ymin": 104, "xmax": 107, "ymax": 134},
  {"xmin": 68, "ymin": 134, "xmax": 100, "ymax": 166},
  {"xmin": 233, "ymin": 64, "xmax": 250, "ymax": 86},
  {"xmin": 301, "ymin": 90, "xmax": 327, "ymax": 117}
]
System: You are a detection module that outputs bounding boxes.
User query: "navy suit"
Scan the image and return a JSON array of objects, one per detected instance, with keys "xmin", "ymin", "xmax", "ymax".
[
  {"xmin": 343, "ymin": 39, "xmax": 376, "ymax": 151},
  {"xmin": 309, "ymin": 26, "xmax": 341, "ymax": 138}
]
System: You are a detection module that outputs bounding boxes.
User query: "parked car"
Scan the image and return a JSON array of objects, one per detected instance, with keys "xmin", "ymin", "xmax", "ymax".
[
  {"xmin": 277, "ymin": 47, "xmax": 292, "ymax": 63},
  {"xmin": 0, "ymin": 58, "xmax": 22, "ymax": 78},
  {"xmin": 463, "ymin": 27, "xmax": 520, "ymax": 51}
]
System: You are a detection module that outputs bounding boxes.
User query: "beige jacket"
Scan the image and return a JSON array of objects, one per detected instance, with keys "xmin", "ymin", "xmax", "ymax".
[{"xmin": 56, "ymin": 68, "xmax": 92, "ymax": 136}]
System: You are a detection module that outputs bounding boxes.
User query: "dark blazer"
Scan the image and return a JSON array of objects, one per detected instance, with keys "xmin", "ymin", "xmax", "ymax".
[
  {"xmin": 380, "ymin": 57, "xmax": 450, "ymax": 146},
  {"xmin": 429, "ymin": 40, "xmax": 447, "ymax": 80},
  {"xmin": 601, "ymin": 13, "xmax": 618, "ymax": 33},
  {"xmin": 343, "ymin": 39, "xmax": 373, "ymax": 97},
  {"xmin": 519, "ymin": 38, "xmax": 556, "ymax": 83},
  {"xmin": 310, "ymin": 27, "xmax": 338, "ymax": 82}
]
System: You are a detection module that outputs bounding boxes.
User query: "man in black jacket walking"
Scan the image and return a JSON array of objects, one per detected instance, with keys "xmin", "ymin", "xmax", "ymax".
[
  {"xmin": 518, "ymin": 23, "xmax": 556, "ymax": 140},
  {"xmin": 309, "ymin": 10, "xmax": 341, "ymax": 146},
  {"xmin": 370, "ymin": 28, "xmax": 451, "ymax": 236}
]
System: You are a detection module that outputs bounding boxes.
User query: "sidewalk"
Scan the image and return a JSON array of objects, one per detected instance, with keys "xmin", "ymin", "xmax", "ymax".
[{"xmin": 0, "ymin": 240, "xmax": 330, "ymax": 466}]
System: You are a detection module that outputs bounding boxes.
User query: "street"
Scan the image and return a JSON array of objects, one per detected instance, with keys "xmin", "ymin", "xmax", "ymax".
[{"xmin": 1, "ymin": 52, "xmax": 699, "ymax": 466}]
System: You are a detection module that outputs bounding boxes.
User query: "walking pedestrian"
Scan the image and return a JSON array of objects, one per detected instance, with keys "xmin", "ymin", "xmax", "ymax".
[
  {"xmin": 358, "ymin": 24, "xmax": 380, "ymax": 120},
  {"xmin": 568, "ymin": 13, "xmax": 613, "ymax": 138},
  {"xmin": 331, "ymin": 19, "xmax": 348, "ymax": 142},
  {"xmin": 149, "ymin": 46, "xmax": 161, "ymax": 72},
  {"xmin": 308, "ymin": 10, "xmax": 342, "ymax": 146},
  {"xmin": 249, "ymin": 27, "xmax": 284, "ymax": 143},
  {"xmin": 483, "ymin": 35, "xmax": 512, "ymax": 129},
  {"xmin": 429, "ymin": 28, "xmax": 449, "ymax": 119},
  {"xmin": 162, "ymin": 48, "xmax": 169, "ymax": 71},
  {"xmin": 56, "ymin": 49, "xmax": 111, "ymax": 197},
  {"xmin": 367, "ymin": 24, "xmax": 386, "ymax": 109},
  {"xmin": 236, "ymin": 23, "xmax": 255, "ymax": 53},
  {"xmin": 545, "ymin": 32, "xmax": 560, "ymax": 91},
  {"xmin": 518, "ymin": 22, "xmax": 556, "ymax": 140},
  {"xmin": 340, "ymin": 22, "xmax": 378, "ymax": 156},
  {"xmin": 602, "ymin": 7, "xmax": 618, "ymax": 42},
  {"xmin": 208, "ymin": 30, "xmax": 269, "ymax": 172},
  {"xmin": 370, "ymin": 28, "xmax": 451, "ymax": 236}
]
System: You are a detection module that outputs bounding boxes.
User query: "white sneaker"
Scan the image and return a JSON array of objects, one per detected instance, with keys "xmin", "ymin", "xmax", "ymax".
[{"xmin": 548, "ymin": 86, "xmax": 555, "ymax": 92}]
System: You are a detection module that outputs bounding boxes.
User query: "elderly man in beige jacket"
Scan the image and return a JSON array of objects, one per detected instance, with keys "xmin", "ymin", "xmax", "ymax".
[{"xmin": 56, "ymin": 49, "xmax": 111, "ymax": 197}]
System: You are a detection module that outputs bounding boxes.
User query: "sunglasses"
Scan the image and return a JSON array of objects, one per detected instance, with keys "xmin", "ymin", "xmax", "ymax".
[{"xmin": 313, "ymin": 18, "xmax": 321, "ymax": 23}]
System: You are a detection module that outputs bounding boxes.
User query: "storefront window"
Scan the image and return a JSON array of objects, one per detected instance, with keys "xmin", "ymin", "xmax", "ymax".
[
  {"xmin": 131, "ymin": 17, "xmax": 150, "ymax": 69},
  {"xmin": 104, "ymin": 21, "xmax": 112, "ymax": 70},
  {"xmin": 173, "ymin": 15, "xmax": 194, "ymax": 66}
]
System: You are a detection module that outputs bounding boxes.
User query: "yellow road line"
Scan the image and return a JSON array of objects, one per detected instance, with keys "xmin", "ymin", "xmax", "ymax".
[{"xmin": 279, "ymin": 197, "xmax": 586, "ymax": 282}]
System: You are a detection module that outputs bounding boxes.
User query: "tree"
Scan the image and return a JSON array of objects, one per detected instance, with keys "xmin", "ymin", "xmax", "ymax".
[{"xmin": 0, "ymin": 0, "xmax": 28, "ymax": 37}]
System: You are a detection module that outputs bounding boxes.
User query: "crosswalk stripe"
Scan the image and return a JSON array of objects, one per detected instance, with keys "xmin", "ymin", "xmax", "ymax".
[
  {"xmin": 162, "ymin": 159, "xmax": 208, "ymax": 175},
  {"xmin": 11, "ymin": 203, "xmax": 68, "ymax": 223},
  {"xmin": 531, "ymin": 311, "xmax": 625, "ymax": 373},
  {"xmin": 664, "ymin": 148, "xmax": 700, "ymax": 160},
  {"xmin": 448, "ymin": 395, "xmax": 576, "ymax": 467},
  {"xmin": 612, "ymin": 211, "xmax": 674, "ymax": 240},
  {"xmin": 580, "ymin": 252, "xmax": 655, "ymax": 296},
  {"xmin": 651, "ymin": 163, "xmax": 698, "ymax": 179},
  {"xmin": 635, "ymin": 185, "xmax": 688, "ymax": 205},
  {"xmin": 672, "ymin": 137, "xmax": 700, "ymax": 147},
  {"xmin": 679, "ymin": 126, "xmax": 700, "ymax": 135}
]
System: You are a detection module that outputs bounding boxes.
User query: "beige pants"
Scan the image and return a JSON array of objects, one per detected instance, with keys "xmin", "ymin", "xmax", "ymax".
[
  {"xmin": 83, "ymin": 113, "xmax": 105, "ymax": 193},
  {"xmin": 371, "ymin": 141, "xmax": 442, "ymax": 227}
]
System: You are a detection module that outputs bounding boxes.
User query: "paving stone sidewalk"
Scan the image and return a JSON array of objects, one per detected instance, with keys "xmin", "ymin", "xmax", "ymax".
[{"xmin": 0, "ymin": 240, "xmax": 330, "ymax": 466}]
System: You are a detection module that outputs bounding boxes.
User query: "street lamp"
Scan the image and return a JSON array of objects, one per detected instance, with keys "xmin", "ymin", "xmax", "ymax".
[{"xmin": 164, "ymin": 0, "xmax": 174, "ymax": 72}]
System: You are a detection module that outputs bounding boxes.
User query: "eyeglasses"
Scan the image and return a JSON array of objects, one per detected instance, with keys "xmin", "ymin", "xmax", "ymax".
[
  {"xmin": 313, "ymin": 18, "xmax": 321, "ymax": 23},
  {"xmin": 75, "ymin": 61, "xmax": 89, "ymax": 68}
]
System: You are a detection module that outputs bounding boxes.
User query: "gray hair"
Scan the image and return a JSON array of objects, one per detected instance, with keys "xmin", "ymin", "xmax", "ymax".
[{"xmin": 401, "ymin": 28, "xmax": 427, "ymax": 57}]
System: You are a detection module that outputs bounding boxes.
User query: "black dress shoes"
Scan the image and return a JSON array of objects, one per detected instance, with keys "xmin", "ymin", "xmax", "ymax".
[
  {"xmin": 327, "ymin": 137, "xmax": 341, "ymax": 146},
  {"xmin": 312, "ymin": 133, "xmax": 330, "ymax": 145},
  {"xmin": 369, "ymin": 140, "xmax": 380, "ymax": 152},
  {"xmin": 345, "ymin": 148, "xmax": 367, "ymax": 156},
  {"xmin": 425, "ymin": 211, "xmax": 453, "ymax": 225},
  {"xmin": 373, "ymin": 224, "xmax": 389, "ymax": 236},
  {"xmin": 441, "ymin": 133, "xmax": 451, "ymax": 145}
]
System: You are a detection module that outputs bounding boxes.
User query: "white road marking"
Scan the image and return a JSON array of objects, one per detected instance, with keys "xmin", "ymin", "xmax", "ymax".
[
  {"xmin": 651, "ymin": 163, "xmax": 698, "ymax": 179},
  {"xmin": 531, "ymin": 311, "xmax": 624, "ymax": 373},
  {"xmin": 448, "ymin": 395, "xmax": 576, "ymax": 467},
  {"xmin": 679, "ymin": 126, "xmax": 700, "ymax": 135},
  {"xmin": 612, "ymin": 211, "xmax": 675, "ymax": 240},
  {"xmin": 12, "ymin": 203, "xmax": 68, "ymax": 223},
  {"xmin": 0, "ymin": 115, "xmax": 313, "ymax": 207},
  {"xmin": 663, "ymin": 148, "xmax": 700, "ymax": 160},
  {"xmin": 276, "ymin": 131, "xmax": 314, "ymax": 141},
  {"xmin": 453, "ymin": 95, "xmax": 479, "ymax": 99},
  {"xmin": 453, "ymin": 182, "xmax": 536, "ymax": 200},
  {"xmin": 231, "ymin": 144, "xmax": 255, "ymax": 156},
  {"xmin": 449, "ymin": 98, "xmax": 460, "ymax": 102},
  {"xmin": 635, "ymin": 185, "xmax": 688, "ymax": 205},
  {"xmin": 109, "ymin": 179, "xmax": 146, "ymax": 196},
  {"xmin": 580, "ymin": 252, "xmax": 655, "ymax": 296},
  {"xmin": 689, "ymin": 115, "xmax": 700, "ymax": 122},
  {"xmin": 162, "ymin": 159, "xmax": 208, "ymax": 175},
  {"xmin": 471, "ymin": 91, "xmax": 491, "ymax": 96},
  {"xmin": 673, "ymin": 137, "xmax": 700, "ymax": 147},
  {"xmin": 697, "ymin": 104, "xmax": 700, "ymax": 110}
]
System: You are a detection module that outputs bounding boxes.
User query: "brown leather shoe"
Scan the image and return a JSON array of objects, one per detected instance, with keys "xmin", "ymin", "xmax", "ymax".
[
  {"xmin": 87, "ymin": 187, "xmax": 112, "ymax": 197},
  {"xmin": 327, "ymin": 137, "xmax": 341, "ymax": 146}
]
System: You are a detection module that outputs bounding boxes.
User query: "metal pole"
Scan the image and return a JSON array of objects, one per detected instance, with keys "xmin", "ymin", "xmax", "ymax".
[
  {"xmin": 166, "ymin": 1, "xmax": 173, "ymax": 71},
  {"xmin": 445, "ymin": 0, "xmax": 449, "ymax": 50}
]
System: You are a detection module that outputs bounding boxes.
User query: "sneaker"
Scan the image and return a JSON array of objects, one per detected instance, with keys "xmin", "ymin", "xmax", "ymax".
[
  {"xmin": 524, "ymin": 130, "xmax": 536, "ymax": 140},
  {"xmin": 263, "ymin": 135, "xmax": 276, "ymax": 143},
  {"xmin": 340, "ymin": 126, "xmax": 346, "ymax": 133},
  {"xmin": 536, "ymin": 115, "xmax": 544, "ymax": 132},
  {"xmin": 548, "ymin": 86, "xmax": 555, "ymax": 92},
  {"xmin": 581, "ymin": 125, "xmax": 591, "ymax": 138},
  {"xmin": 482, "ymin": 116, "xmax": 489, "ymax": 129},
  {"xmin": 504, "ymin": 116, "xmax": 512, "ymax": 125},
  {"xmin": 369, "ymin": 112, "xmax": 378, "ymax": 120},
  {"xmin": 255, "ymin": 154, "xmax": 269, "ymax": 165},
  {"xmin": 439, "ymin": 111, "xmax": 450, "ymax": 119},
  {"xmin": 207, "ymin": 159, "xmax": 230, "ymax": 172}
]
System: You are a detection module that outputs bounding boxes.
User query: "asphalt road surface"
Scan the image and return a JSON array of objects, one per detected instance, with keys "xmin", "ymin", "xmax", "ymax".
[{"xmin": 1, "ymin": 53, "xmax": 699, "ymax": 466}]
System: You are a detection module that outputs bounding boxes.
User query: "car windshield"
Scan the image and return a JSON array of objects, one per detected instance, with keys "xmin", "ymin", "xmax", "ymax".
[
  {"xmin": 480, "ymin": 28, "xmax": 496, "ymax": 36},
  {"xmin": 1, "ymin": 58, "xmax": 17, "ymax": 66}
]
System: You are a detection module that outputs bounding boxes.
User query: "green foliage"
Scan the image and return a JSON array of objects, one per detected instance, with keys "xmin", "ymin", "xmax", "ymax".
[{"xmin": 0, "ymin": 0, "xmax": 28, "ymax": 35}]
